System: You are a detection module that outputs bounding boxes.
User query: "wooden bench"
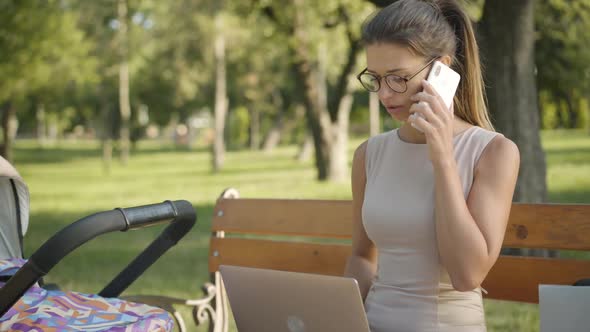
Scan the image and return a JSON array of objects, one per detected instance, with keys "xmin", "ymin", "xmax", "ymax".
[{"xmin": 193, "ymin": 188, "xmax": 590, "ymax": 332}]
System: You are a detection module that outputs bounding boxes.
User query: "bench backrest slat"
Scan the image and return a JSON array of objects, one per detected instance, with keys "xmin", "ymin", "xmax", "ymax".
[
  {"xmin": 212, "ymin": 199, "xmax": 352, "ymax": 238},
  {"xmin": 213, "ymin": 199, "xmax": 590, "ymax": 250},
  {"xmin": 506, "ymin": 204, "xmax": 590, "ymax": 250},
  {"xmin": 209, "ymin": 237, "xmax": 351, "ymax": 276}
]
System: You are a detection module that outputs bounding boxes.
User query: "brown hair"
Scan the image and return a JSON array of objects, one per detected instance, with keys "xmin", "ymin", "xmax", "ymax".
[{"xmin": 362, "ymin": 0, "xmax": 494, "ymax": 130}]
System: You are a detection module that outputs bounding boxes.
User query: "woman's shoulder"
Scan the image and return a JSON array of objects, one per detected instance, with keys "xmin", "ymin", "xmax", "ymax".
[
  {"xmin": 467, "ymin": 125, "xmax": 516, "ymax": 154},
  {"xmin": 354, "ymin": 130, "xmax": 392, "ymax": 155},
  {"xmin": 457, "ymin": 125, "xmax": 504, "ymax": 149},
  {"xmin": 353, "ymin": 140, "xmax": 369, "ymax": 165},
  {"xmin": 456, "ymin": 125, "xmax": 519, "ymax": 171},
  {"xmin": 475, "ymin": 130, "xmax": 520, "ymax": 171},
  {"xmin": 354, "ymin": 130, "xmax": 397, "ymax": 161},
  {"xmin": 484, "ymin": 134, "xmax": 519, "ymax": 161}
]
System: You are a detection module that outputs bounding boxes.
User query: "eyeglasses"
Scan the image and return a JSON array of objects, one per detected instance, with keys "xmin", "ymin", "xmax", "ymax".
[{"xmin": 356, "ymin": 58, "xmax": 437, "ymax": 93}]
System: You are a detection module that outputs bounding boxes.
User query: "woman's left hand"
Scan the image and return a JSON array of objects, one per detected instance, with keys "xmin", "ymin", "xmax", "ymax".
[{"xmin": 408, "ymin": 79, "xmax": 455, "ymax": 166}]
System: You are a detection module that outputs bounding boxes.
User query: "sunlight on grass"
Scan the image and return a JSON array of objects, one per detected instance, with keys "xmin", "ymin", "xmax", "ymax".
[
  {"xmin": 10, "ymin": 129, "xmax": 590, "ymax": 332},
  {"xmin": 543, "ymin": 130, "xmax": 590, "ymax": 203}
]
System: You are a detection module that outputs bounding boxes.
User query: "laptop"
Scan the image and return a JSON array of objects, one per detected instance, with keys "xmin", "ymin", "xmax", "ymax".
[
  {"xmin": 219, "ymin": 265, "xmax": 370, "ymax": 332},
  {"xmin": 539, "ymin": 284, "xmax": 590, "ymax": 332}
]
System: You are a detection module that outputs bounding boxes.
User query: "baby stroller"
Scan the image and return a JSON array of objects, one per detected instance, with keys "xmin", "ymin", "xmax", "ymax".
[{"xmin": 0, "ymin": 156, "xmax": 196, "ymax": 331}]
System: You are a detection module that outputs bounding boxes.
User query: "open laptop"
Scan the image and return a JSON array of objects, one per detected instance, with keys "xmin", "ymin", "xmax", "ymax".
[
  {"xmin": 539, "ymin": 284, "xmax": 590, "ymax": 332},
  {"xmin": 219, "ymin": 265, "xmax": 370, "ymax": 332}
]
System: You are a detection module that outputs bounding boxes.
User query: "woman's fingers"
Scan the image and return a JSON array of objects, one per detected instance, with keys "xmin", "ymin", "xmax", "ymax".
[
  {"xmin": 409, "ymin": 112, "xmax": 434, "ymax": 133},
  {"xmin": 420, "ymin": 80, "xmax": 449, "ymax": 113},
  {"xmin": 409, "ymin": 100, "xmax": 443, "ymax": 129}
]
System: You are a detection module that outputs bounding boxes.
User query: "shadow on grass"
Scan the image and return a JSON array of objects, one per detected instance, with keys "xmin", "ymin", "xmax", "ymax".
[
  {"xmin": 14, "ymin": 146, "xmax": 102, "ymax": 165},
  {"xmin": 547, "ymin": 189, "xmax": 590, "ymax": 204},
  {"xmin": 545, "ymin": 146, "xmax": 590, "ymax": 166},
  {"xmin": 13, "ymin": 144, "xmax": 209, "ymax": 165},
  {"xmin": 207, "ymin": 164, "xmax": 309, "ymax": 177}
]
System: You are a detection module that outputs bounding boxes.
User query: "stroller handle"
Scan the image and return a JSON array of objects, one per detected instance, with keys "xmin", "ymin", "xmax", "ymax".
[{"xmin": 0, "ymin": 200, "xmax": 196, "ymax": 317}]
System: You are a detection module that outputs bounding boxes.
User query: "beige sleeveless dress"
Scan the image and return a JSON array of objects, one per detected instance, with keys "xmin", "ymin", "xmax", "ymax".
[{"xmin": 363, "ymin": 126, "xmax": 501, "ymax": 332}]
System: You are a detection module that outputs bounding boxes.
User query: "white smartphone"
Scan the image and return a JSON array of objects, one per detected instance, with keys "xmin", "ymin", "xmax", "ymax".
[
  {"xmin": 425, "ymin": 60, "xmax": 460, "ymax": 110},
  {"xmin": 412, "ymin": 61, "xmax": 460, "ymax": 132}
]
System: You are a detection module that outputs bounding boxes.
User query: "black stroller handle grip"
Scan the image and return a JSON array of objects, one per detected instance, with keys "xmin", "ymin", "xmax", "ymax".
[
  {"xmin": 0, "ymin": 200, "xmax": 196, "ymax": 318},
  {"xmin": 99, "ymin": 200, "xmax": 196, "ymax": 297},
  {"xmin": 118, "ymin": 200, "xmax": 178, "ymax": 231}
]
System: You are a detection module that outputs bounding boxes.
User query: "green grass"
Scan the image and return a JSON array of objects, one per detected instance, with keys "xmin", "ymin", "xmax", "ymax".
[{"xmin": 10, "ymin": 129, "xmax": 590, "ymax": 331}]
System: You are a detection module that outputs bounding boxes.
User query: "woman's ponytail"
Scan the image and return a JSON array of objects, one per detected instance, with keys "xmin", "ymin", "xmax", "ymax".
[{"xmin": 437, "ymin": 0, "xmax": 494, "ymax": 130}]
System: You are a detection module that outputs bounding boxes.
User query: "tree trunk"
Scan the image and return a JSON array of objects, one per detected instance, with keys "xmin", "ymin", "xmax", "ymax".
[
  {"xmin": 479, "ymin": 0, "xmax": 547, "ymax": 204},
  {"xmin": 249, "ymin": 106, "xmax": 260, "ymax": 150},
  {"xmin": 99, "ymin": 86, "xmax": 112, "ymax": 174},
  {"xmin": 118, "ymin": 0, "xmax": 131, "ymax": 165},
  {"xmin": 369, "ymin": 92, "xmax": 380, "ymax": 136},
  {"xmin": 36, "ymin": 104, "xmax": 47, "ymax": 146},
  {"xmin": 563, "ymin": 92, "xmax": 577, "ymax": 129},
  {"xmin": 103, "ymin": 138, "xmax": 113, "ymax": 174},
  {"xmin": 1, "ymin": 101, "xmax": 17, "ymax": 162},
  {"xmin": 292, "ymin": 0, "xmax": 362, "ymax": 181},
  {"xmin": 297, "ymin": 134, "xmax": 314, "ymax": 163},
  {"xmin": 326, "ymin": 8, "xmax": 361, "ymax": 182},
  {"xmin": 47, "ymin": 117, "xmax": 58, "ymax": 141},
  {"xmin": 265, "ymin": 102, "xmax": 307, "ymax": 154},
  {"xmin": 262, "ymin": 92, "xmax": 286, "ymax": 152},
  {"xmin": 329, "ymin": 77, "xmax": 355, "ymax": 182},
  {"xmin": 555, "ymin": 98, "xmax": 565, "ymax": 129},
  {"xmin": 212, "ymin": 10, "xmax": 227, "ymax": 172},
  {"xmin": 263, "ymin": 124, "xmax": 282, "ymax": 152},
  {"xmin": 292, "ymin": 0, "xmax": 332, "ymax": 180}
]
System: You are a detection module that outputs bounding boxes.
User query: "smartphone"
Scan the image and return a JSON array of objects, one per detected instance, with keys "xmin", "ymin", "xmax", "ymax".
[
  {"xmin": 425, "ymin": 60, "xmax": 460, "ymax": 110},
  {"xmin": 412, "ymin": 61, "xmax": 460, "ymax": 132}
]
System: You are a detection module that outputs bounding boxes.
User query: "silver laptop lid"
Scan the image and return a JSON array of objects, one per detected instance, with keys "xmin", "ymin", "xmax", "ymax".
[
  {"xmin": 539, "ymin": 284, "xmax": 590, "ymax": 332},
  {"xmin": 219, "ymin": 265, "xmax": 370, "ymax": 332}
]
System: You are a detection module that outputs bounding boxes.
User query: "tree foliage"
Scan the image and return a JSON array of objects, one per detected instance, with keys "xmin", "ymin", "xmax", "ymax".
[
  {"xmin": 1, "ymin": 0, "xmax": 589, "ymax": 166},
  {"xmin": 535, "ymin": 0, "xmax": 590, "ymax": 129},
  {"xmin": 0, "ymin": 0, "xmax": 97, "ymax": 103}
]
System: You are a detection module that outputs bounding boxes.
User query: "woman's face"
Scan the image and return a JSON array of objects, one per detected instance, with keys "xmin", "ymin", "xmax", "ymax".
[{"xmin": 365, "ymin": 43, "xmax": 432, "ymax": 122}]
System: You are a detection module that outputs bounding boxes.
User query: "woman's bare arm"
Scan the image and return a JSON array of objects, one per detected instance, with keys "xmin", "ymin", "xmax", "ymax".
[{"xmin": 344, "ymin": 141, "xmax": 378, "ymax": 300}]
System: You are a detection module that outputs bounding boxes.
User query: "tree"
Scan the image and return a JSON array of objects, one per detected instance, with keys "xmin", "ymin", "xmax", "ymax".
[
  {"xmin": 479, "ymin": 0, "xmax": 547, "ymax": 203},
  {"xmin": 225, "ymin": 3, "xmax": 301, "ymax": 153},
  {"xmin": 117, "ymin": 0, "xmax": 132, "ymax": 165},
  {"xmin": 131, "ymin": 0, "xmax": 214, "ymax": 126},
  {"xmin": 0, "ymin": 0, "xmax": 95, "ymax": 161},
  {"xmin": 212, "ymin": 3, "xmax": 228, "ymax": 172},
  {"xmin": 293, "ymin": 0, "xmax": 372, "ymax": 181},
  {"xmin": 535, "ymin": 0, "xmax": 590, "ymax": 130},
  {"xmin": 76, "ymin": 0, "xmax": 198, "ymax": 170},
  {"xmin": 258, "ymin": 0, "xmax": 373, "ymax": 181}
]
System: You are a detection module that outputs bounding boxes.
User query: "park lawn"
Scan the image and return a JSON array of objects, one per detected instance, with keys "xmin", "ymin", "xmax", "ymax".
[{"xmin": 12, "ymin": 129, "xmax": 590, "ymax": 332}]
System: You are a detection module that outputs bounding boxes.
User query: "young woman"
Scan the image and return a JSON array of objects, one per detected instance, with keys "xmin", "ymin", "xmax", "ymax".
[{"xmin": 344, "ymin": 1, "xmax": 520, "ymax": 331}]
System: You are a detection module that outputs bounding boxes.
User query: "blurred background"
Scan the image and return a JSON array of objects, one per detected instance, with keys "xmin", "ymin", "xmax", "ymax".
[{"xmin": 1, "ymin": 0, "xmax": 589, "ymax": 331}]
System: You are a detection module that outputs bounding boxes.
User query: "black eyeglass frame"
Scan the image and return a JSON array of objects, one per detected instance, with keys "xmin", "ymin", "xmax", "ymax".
[{"xmin": 356, "ymin": 57, "xmax": 438, "ymax": 93}]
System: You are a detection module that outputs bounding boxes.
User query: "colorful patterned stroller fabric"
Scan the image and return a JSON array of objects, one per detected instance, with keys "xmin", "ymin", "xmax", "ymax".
[{"xmin": 0, "ymin": 259, "xmax": 174, "ymax": 331}]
